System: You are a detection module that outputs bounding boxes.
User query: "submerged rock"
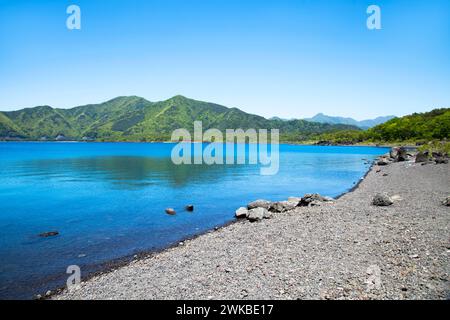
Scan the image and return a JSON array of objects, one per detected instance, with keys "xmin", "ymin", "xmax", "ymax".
[
  {"xmin": 247, "ymin": 199, "xmax": 272, "ymax": 210},
  {"xmin": 39, "ymin": 231, "xmax": 59, "ymax": 238},
  {"xmin": 235, "ymin": 207, "xmax": 248, "ymax": 218},
  {"xmin": 165, "ymin": 208, "xmax": 176, "ymax": 215},
  {"xmin": 372, "ymin": 194, "xmax": 393, "ymax": 206}
]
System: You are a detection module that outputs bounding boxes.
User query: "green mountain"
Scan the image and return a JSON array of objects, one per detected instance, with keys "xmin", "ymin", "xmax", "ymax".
[
  {"xmin": 311, "ymin": 108, "xmax": 450, "ymax": 144},
  {"xmin": 0, "ymin": 96, "xmax": 360, "ymax": 142},
  {"xmin": 304, "ymin": 113, "xmax": 396, "ymax": 129},
  {"xmin": 366, "ymin": 108, "xmax": 450, "ymax": 141}
]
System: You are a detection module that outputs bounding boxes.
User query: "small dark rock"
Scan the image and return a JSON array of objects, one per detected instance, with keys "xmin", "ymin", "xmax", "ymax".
[
  {"xmin": 165, "ymin": 208, "xmax": 176, "ymax": 215},
  {"xmin": 372, "ymin": 193, "xmax": 393, "ymax": 206},
  {"xmin": 299, "ymin": 193, "xmax": 333, "ymax": 206},
  {"xmin": 39, "ymin": 231, "xmax": 59, "ymax": 238},
  {"xmin": 185, "ymin": 205, "xmax": 194, "ymax": 212},
  {"xmin": 434, "ymin": 157, "xmax": 449, "ymax": 164}
]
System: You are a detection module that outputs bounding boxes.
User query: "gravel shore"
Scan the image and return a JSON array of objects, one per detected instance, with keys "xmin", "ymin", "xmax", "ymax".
[{"xmin": 55, "ymin": 161, "xmax": 449, "ymax": 300}]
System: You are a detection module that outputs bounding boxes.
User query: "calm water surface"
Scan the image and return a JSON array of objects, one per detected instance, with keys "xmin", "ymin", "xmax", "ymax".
[{"xmin": 0, "ymin": 142, "xmax": 387, "ymax": 299}]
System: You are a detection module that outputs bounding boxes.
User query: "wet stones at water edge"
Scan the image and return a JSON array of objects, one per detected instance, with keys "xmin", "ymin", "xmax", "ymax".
[
  {"xmin": 39, "ymin": 231, "xmax": 59, "ymax": 238},
  {"xmin": 299, "ymin": 194, "xmax": 334, "ymax": 206},
  {"xmin": 236, "ymin": 193, "xmax": 335, "ymax": 222},
  {"xmin": 247, "ymin": 199, "xmax": 272, "ymax": 210},
  {"xmin": 372, "ymin": 193, "xmax": 393, "ymax": 206}
]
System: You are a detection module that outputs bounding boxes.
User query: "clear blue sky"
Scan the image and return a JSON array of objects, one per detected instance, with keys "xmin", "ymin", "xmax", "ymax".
[{"xmin": 0, "ymin": 0, "xmax": 449, "ymax": 119}]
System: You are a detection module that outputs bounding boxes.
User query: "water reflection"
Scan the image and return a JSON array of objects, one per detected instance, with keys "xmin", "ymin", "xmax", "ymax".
[{"xmin": 16, "ymin": 156, "xmax": 254, "ymax": 189}]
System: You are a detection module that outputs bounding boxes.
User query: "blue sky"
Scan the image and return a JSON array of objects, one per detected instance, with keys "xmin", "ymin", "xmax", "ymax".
[{"xmin": 0, "ymin": 0, "xmax": 449, "ymax": 119}]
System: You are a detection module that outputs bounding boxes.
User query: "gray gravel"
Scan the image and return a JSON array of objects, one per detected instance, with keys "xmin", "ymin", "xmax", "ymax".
[{"xmin": 55, "ymin": 161, "xmax": 450, "ymax": 300}]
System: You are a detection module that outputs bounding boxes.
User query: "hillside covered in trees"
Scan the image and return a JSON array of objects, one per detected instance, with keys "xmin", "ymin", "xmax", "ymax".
[
  {"xmin": 312, "ymin": 108, "xmax": 450, "ymax": 145},
  {"xmin": 0, "ymin": 96, "xmax": 359, "ymax": 142}
]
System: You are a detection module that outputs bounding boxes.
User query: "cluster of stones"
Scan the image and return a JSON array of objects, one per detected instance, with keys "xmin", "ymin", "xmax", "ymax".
[
  {"xmin": 376, "ymin": 147, "xmax": 449, "ymax": 166},
  {"xmin": 235, "ymin": 194, "xmax": 335, "ymax": 222}
]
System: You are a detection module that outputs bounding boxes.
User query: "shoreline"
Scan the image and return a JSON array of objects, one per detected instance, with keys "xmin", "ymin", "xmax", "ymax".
[
  {"xmin": 43, "ymin": 155, "xmax": 382, "ymax": 300},
  {"xmin": 55, "ymin": 158, "xmax": 450, "ymax": 299},
  {"xmin": 45, "ymin": 162, "xmax": 376, "ymax": 300},
  {"xmin": 50, "ymin": 156, "xmax": 450, "ymax": 299}
]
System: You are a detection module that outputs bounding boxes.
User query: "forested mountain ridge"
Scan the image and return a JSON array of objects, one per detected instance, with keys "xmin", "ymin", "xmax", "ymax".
[{"xmin": 0, "ymin": 96, "xmax": 359, "ymax": 142}]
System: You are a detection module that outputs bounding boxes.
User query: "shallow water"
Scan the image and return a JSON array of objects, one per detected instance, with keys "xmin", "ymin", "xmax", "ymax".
[{"xmin": 0, "ymin": 142, "xmax": 387, "ymax": 299}]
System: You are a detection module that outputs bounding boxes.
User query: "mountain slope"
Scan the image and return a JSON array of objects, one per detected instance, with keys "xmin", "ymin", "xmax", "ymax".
[
  {"xmin": 304, "ymin": 113, "xmax": 395, "ymax": 129},
  {"xmin": 310, "ymin": 108, "xmax": 450, "ymax": 143},
  {"xmin": 0, "ymin": 96, "xmax": 360, "ymax": 141}
]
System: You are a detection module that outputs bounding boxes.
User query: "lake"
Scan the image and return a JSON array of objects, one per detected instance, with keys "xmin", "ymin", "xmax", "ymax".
[{"xmin": 0, "ymin": 142, "xmax": 388, "ymax": 299}]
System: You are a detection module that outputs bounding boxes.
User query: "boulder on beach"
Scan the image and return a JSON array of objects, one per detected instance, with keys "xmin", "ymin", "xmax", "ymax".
[
  {"xmin": 299, "ymin": 194, "xmax": 334, "ymax": 206},
  {"xmin": 39, "ymin": 231, "xmax": 59, "ymax": 238},
  {"xmin": 372, "ymin": 193, "xmax": 393, "ymax": 206},
  {"xmin": 247, "ymin": 207, "xmax": 268, "ymax": 222},
  {"xmin": 247, "ymin": 199, "xmax": 272, "ymax": 210},
  {"xmin": 270, "ymin": 201, "xmax": 298, "ymax": 213},
  {"xmin": 390, "ymin": 147, "xmax": 408, "ymax": 162},
  {"xmin": 415, "ymin": 151, "xmax": 429, "ymax": 163},
  {"xmin": 377, "ymin": 159, "xmax": 389, "ymax": 166},
  {"xmin": 434, "ymin": 157, "xmax": 449, "ymax": 164},
  {"xmin": 165, "ymin": 208, "xmax": 176, "ymax": 215},
  {"xmin": 235, "ymin": 207, "xmax": 248, "ymax": 218}
]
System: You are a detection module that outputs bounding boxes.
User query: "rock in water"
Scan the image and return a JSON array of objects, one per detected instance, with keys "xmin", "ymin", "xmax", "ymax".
[
  {"xmin": 415, "ymin": 151, "xmax": 429, "ymax": 163},
  {"xmin": 247, "ymin": 199, "xmax": 272, "ymax": 210},
  {"xmin": 442, "ymin": 197, "xmax": 450, "ymax": 206},
  {"xmin": 235, "ymin": 207, "xmax": 248, "ymax": 218},
  {"xmin": 165, "ymin": 208, "xmax": 176, "ymax": 215},
  {"xmin": 185, "ymin": 205, "xmax": 194, "ymax": 212},
  {"xmin": 39, "ymin": 231, "xmax": 59, "ymax": 238},
  {"xmin": 372, "ymin": 194, "xmax": 393, "ymax": 206},
  {"xmin": 247, "ymin": 208, "xmax": 266, "ymax": 222}
]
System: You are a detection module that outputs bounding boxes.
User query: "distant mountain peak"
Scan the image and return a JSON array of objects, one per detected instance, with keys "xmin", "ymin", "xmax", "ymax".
[{"xmin": 304, "ymin": 113, "xmax": 396, "ymax": 128}]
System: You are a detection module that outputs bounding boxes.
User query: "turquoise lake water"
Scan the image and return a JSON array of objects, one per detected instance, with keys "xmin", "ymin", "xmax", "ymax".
[{"xmin": 0, "ymin": 142, "xmax": 388, "ymax": 299}]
